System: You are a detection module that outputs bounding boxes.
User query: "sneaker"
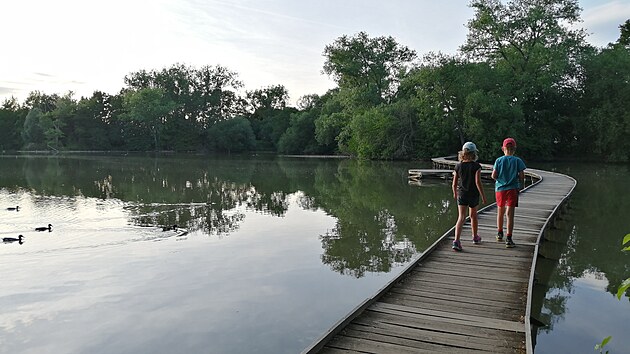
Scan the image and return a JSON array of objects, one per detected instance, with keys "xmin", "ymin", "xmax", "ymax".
[
  {"xmin": 452, "ymin": 240, "xmax": 462, "ymax": 251},
  {"xmin": 505, "ymin": 236, "xmax": 515, "ymax": 248},
  {"xmin": 472, "ymin": 235, "xmax": 482, "ymax": 245},
  {"xmin": 497, "ymin": 230, "xmax": 504, "ymax": 242}
]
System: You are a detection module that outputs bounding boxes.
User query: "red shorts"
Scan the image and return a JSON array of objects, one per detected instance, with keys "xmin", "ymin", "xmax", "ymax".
[{"xmin": 496, "ymin": 189, "xmax": 519, "ymax": 207}]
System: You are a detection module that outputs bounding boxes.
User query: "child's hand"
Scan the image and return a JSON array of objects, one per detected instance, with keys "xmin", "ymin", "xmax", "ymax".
[
  {"xmin": 453, "ymin": 192, "xmax": 457, "ymax": 200},
  {"xmin": 482, "ymin": 196, "xmax": 487, "ymax": 204}
]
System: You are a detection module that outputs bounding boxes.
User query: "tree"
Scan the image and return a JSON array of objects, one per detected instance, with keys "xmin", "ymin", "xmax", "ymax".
[
  {"xmin": 323, "ymin": 31, "xmax": 416, "ymax": 105},
  {"xmin": 207, "ymin": 117, "xmax": 255, "ymax": 153},
  {"xmin": 24, "ymin": 91, "xmax": 59, "ymax": 113},
  {"xmin": 66, "ymin": 91, "xmax": 113, "ymax": 150},
  {"xmin": 0, "ymin": 98, "xmax": 26, "ymax": 150},
  {"xmin": 577, "ymin": 26, "xmax": 630, "ymax": 161},
  {"xmin": 194, "ymin": 65, "xmax": 245, "ymax": 128},
  {"xmin": 22, "ymin": 108, "xmax": 45, "ymax": 149},
  {"xmin": 246, "ymin": 85, "xmax": 294, "ymax": 151},
  {"xmin": 277, "ymin": 95, "xmax": 329, "ymax": 155},
  {"xmin": 618, "ymin": 19, "xmax": 630, "ymax": 47},
  {"xmin": 121, "ymin": 88, "xmax": 178, "ymax": 151},
  {"xmin": 246, "ymin": 85, "xmax": 289, "ymax": 112},
  {"xmin": 461, "ymin": 0, "xmax": 588, "ymax": 158},
  {"xmin": 124, "ymin": 64, "xmax": 246, "ymax": 150}
]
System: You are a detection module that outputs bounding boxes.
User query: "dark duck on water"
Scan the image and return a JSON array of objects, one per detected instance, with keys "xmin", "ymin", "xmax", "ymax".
[
  {"xmin": 35, "ymin": 224, "xmax": 53, "ymax": 232},
  {"xmin": 3, "ymin": 235, "xmax": 24, "ymax": 244},
  {"xmin": 162, "ymin": 224, "xmax": 178, "ymax": 231}
]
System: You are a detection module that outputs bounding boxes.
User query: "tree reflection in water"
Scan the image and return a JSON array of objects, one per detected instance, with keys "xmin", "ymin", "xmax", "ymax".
[{"xmin": 1, "ymin": 154, "xmax": 457, "ymax": 276}]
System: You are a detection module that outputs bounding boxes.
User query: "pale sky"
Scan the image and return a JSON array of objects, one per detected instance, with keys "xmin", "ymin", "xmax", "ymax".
[{"xmin": 1, "ymin": 0, "xmax": 628, "ymax": 105}]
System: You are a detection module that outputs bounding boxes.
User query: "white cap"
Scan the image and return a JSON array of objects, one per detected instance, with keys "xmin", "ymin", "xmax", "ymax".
[{"xmin": 462, "ymin": 141, "xmax": 477, "ymax": 152}]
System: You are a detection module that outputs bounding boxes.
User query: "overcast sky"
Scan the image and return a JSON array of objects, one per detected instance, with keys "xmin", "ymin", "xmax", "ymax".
[{"xmin": 1, "ymin": 0, "xmax": 628, "ymax": 105}]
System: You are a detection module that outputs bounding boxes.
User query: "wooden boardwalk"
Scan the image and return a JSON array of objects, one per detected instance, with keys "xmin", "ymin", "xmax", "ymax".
[{"xmin": 302, "ymin": 157, "xmax": 576, "ymax": 354}]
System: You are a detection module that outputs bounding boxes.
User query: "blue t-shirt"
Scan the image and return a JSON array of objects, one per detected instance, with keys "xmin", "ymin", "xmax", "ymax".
[{"xmin": 493, "ymin": 155, "xmax": 526, "ymax": 191}]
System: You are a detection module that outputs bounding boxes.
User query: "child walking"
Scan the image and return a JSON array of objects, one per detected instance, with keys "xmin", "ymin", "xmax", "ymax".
[
  {"xmin": 452, "ymin": 142, "xmax": 487, "ymax": 251},
  {"xmin": 491, "ymin": 138, "xmax": 526, "ymax": 248}
]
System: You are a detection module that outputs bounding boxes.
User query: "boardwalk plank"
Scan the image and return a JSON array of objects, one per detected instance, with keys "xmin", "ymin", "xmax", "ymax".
[
  {"xmin": 341, "ymin": 326, "xmax": 480, "ymax": 353},
  {"xmin": 350, "ymin": 318, "xmax": 517, "ymax": 351},
  {"xmin": 326, "ymin": 335, "xmax": 435, "ymax": 354},
  {"xmin": 318, "ymin": 348, "xmax": 360, "ymax": 354},
  {"xmin": 391, "ymin": 283, "xmax": 525, "ymax": 306},
  {"xmin": 419, "ymin": 260, "xmax": 530, "ymax": 279},
  {"xmin": 402, "ymin": 272, "xmax": 527, "ymax": 294},
  {"xmin": 372, "ymin": 302, "xmax": 525, "ymax": 332},
  {"xmin": 414, "ymin": 263, "xmax": 529, "ymax": 282},
  {"xmin": 380, "ymin": 293, "xmax": 524, "ymax": 321},
  {"xmin": 362, "ymin": 308, "xmax": 523, "ymax": 339}
]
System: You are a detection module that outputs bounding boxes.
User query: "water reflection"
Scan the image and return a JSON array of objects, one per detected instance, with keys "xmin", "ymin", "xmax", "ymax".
[
  {"xmin": 0, "ymin": 154, "xmax": 462, "ymax": 354},
  {"xmin": 0, "ymin": 155, "xmax": 458, "ymax": 278},
  {"xmin": 531, "ymin": 163, "xmax": 630, "ymax": 353}
]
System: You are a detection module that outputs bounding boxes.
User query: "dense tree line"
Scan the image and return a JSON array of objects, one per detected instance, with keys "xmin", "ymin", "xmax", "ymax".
[{"xmin": 1, "ymin": 0, "xmax": 629, "ymax": 161}]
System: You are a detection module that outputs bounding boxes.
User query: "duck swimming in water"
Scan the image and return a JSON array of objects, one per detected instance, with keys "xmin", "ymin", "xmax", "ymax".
[
  {"xmin": 35, "ymin": 224, "xmax": 53, "ymax": 232},
  {"xmin": 3, "ymin": 235, "xmax": 24, "ymax": 243},
  {"xmin": 6, "ymin": 206, "xmax": 19, "ymax": 211},
  {"xmin": 162, "ymin": 224, "xmax": 178, "ymax": 231}
]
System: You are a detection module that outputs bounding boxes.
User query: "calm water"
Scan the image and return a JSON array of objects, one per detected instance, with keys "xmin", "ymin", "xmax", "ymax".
[
  {"xmin": 531, "ymin": 163, "xmax": 630, "ymax": 354},
  {"xmin": 0, "ymin": 154, "xmax": 456, "ymax": 354},
  {"xmin": 0, "ymin": 155, "xmax": 627, "ymax": 354}
]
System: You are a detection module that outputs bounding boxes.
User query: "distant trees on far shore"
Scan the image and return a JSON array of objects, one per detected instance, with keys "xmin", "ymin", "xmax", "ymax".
[{"xmin": 1, "ymin": 0, "xmax": 629, "ymax": 162}]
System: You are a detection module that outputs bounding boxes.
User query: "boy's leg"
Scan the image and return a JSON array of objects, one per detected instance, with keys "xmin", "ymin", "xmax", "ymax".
[
  {"xmin": 505, "ymin": 189, "xmax": 518, "ymax": 248},
  {"xmin": 496, "ymin": 205, "xmax": 505, "ymax": 239},
  {"xmin": 506, "ymin": 206, "xmax": 515, "ymax": 236}
]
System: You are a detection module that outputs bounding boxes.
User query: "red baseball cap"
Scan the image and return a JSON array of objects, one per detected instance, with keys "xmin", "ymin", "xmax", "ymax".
[{"xmin": 502, "ymin": 137, "xmax": 516, "ymax": 148}]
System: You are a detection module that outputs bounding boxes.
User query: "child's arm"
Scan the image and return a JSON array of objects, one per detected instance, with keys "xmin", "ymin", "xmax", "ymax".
[
  {"xmin": 452, "ymin": 171, "xmax": 458, "ymax": 200},
  {"xmin": 518, "ymin": 170, "xmax": 525, "ymax": 190},
  {"xmin": 491, "ymin": 169, "xmax": 498, "ymax": 180},
  {"xmin": 475, "ymin": 169, "xmax": 487, "ymax": 204}
]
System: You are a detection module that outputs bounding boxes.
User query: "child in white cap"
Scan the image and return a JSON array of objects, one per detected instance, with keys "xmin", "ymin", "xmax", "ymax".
[{"xmin": 452, "ymin": 141, "xmax": 487, "ymax": 251}]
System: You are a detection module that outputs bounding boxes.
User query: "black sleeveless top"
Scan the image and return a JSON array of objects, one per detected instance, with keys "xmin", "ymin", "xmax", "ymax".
[{"xmin": 454, "ymin": 161, "xmax": 481, "ymax": 196}]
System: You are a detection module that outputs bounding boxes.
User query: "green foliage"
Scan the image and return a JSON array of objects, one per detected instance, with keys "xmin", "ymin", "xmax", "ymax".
[
  {"xmin": 618, "ymin": 20, "xmax": 630, "ymax": 46},
  {"xmin": 22, "ymin": 108, "xmax": 45, "ymax": 149},
  {"xmin": 323, "ymin": 31, "xmax": 416, "ymax": 105},
  {"xmin": 246, "ymin": 85, "xmax": 289, "ymax": 112},
  {"xmin": 598, "ymin": 233, "xmax": 630, "ymax": 352},
  {"xmin": 278, "ymin": 110, "xmax": 321, "ymax": 155},
  {"xmin": 0, "ymin": 98, "xmax": 26, "ymax": 150},
  {"xmin": 246, "ymin": 85, "xmax": 295, "ymax": 150},
  {"xmin": 207, "ymin": 117, "xmax": 255, "ymax": 153},
  {"xmin": 121, "ymin": 87, "xmax": 178, "ymax": 151},
  {"xmin": 617, "ymin": 234, "xmax": 630, "ymax": 300},
  {"xmin": 65, "ymin": 91, "xmax": 113, "ymax": 150},
  {"xmin": 578, "ymin": 44, "xmax": 630, "ymax": 161},
  {"xmin": 595, "ymin": 335, "xmax": 611, "ymax": 353},
  {"xmin": 462, "ymin": 0, "xmax": 587, "ymax": 159}
]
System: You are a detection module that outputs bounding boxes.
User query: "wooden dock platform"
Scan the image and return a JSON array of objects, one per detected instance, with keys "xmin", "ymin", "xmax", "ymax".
[{"xmin": 302, "ymin": 157, "xmax": 576, "ymax": 354}]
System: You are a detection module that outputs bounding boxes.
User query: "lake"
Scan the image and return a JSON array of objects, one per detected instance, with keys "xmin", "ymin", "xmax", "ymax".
[{"xmin": 0, "ymin": 155, "xmax": 627, "ymax": 354}]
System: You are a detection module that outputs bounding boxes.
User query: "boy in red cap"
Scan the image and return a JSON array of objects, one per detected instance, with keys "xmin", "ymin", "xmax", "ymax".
[{"xmin": 491, "ymin": 138, "xmax": 526, "ymax": 248}]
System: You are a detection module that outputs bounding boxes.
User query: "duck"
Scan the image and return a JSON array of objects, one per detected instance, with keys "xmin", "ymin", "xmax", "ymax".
[
  {"xmin": 35, "ymin": 224, "xmax": 53, "ymax": 232},
  {"xmin": 6, "ymin": 206, "xmax": 19, "ymax": 211},
  {"xmin": 162, "ymin": 224, "xmax": 178, "ymax": 231},
  {"xmin": 3, "ymin": 235, "xmax": 24, "ymax": 243}
]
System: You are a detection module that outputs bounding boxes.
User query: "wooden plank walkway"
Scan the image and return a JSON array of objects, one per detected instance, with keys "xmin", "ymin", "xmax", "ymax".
[{"xmin": 302, "ymin": 157, "xmax": 576, "ymax": 354}]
